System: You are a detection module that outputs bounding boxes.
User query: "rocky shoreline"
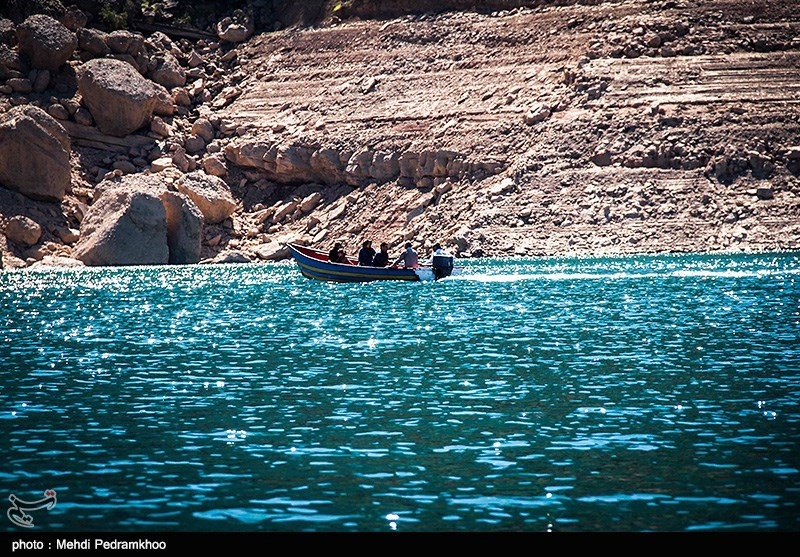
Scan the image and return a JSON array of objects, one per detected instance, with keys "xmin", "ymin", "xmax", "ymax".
[{"xmin": 1, "ymin": 0, "xmax": 799, "ymax": 270}]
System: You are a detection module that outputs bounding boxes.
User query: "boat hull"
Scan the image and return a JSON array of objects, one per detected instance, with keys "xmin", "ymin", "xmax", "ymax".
[{"xmin": 286, "ymin": 243, "xmax": 452, "ymax": 282}]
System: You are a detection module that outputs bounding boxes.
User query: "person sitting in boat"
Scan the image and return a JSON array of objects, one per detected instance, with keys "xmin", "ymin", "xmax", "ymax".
[
  {"xmin": 424, "ymin": 242, "xmax": 455, "ymax": 279},
  {"xmin": 372, "ymin": 242, "xmax": 390, "ymax": 267},
  {"xmin": 329, "ymin": 242, "xmax": 347, "ymax": 263},
  {"xmin": 358, "ymin": 240, "xmax": 376, "ymax": 266},
  {"xmin": 393, "ymin": 242, "xmax": 419, "ymax": 269},
  {"xmin": 423, "ymin": 242, "xmax": 451, "ymax": 262}
]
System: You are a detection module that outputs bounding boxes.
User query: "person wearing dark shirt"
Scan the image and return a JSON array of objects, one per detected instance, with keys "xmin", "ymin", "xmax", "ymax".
[
  {"xmin": 372, "ymin": 242, "xmax": 390, "ymax": 267},
  {"xmin": 358, "ymin": 240, "xmax": 376, "ymax": 266},
  {"xmin": 329, "ymin": 242, "xmax": 346, "ymax": 263}
]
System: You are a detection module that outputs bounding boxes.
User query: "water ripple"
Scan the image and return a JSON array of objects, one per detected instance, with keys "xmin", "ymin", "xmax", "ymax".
[{"xmin": 2, "ymin": 252, "xmax": 799, "ymax": 531}]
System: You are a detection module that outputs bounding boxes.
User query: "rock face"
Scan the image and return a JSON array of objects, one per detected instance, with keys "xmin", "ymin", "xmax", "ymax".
[
  {"xmin": 214, "ymin": 0, "xmax": 800, "ymax": 258},
  {"xmin": 224, "ymin": 140, "xmax": 493, "ymax": 189},
  {"xmin": 0, "ymin": 105, "xmax": 70, "ymax": 201},
  {"xmin": 76, "ymin": 58, "xmax": 163, "ymax": 137}
]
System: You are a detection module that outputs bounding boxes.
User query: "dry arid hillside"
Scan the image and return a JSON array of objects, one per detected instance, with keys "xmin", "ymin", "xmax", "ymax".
[
  {"xmin": 220, "ymin": 0, "xmax": 800, "ymax": 259},
  {"xmin": 1, "ymin": 0, "xmax": 799, "ymax": 266}
]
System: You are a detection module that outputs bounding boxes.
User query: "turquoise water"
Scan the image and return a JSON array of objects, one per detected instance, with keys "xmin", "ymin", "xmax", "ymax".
[{"xmin": 1, "ymin": 252, "xmax": 799, "ymax": 533}]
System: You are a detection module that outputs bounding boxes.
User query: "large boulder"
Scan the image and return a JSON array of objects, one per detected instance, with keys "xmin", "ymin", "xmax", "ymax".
[
  {"xmin": 105, "ymin": 29, "xmax": 144, "ymax": 56},
  {"xmin": 0, "ymin": 105, "xmax": 70, "ymax": 201},
  {"xmin": 76, "ymin": 27, "xmax": 110, "ymax": 56},
  {"xmin": 16, "ymin": 14, "xmax": 76, "ymax": 72},
  {"xmin": 148, "ymin": 52, "xmax": 186, "ymax": 89},
  {"xmin": 174, "ymin": 171, "xmax": 238, "ymax": 225},
  {"xmin": 4, "ymin": 215, "xmax": 42, "ymax": 247},
  {"xmin": 73, "ymin": 174, "xmax": 203, "ymax": 266},
  {"xmin": 73, "ymin": 187, "xmax": 169, "ymax": 266},
  {"xmin": 216, "ymin": 10, "xmax": 254, "ymax": 43},
  {"xmin": 77, "ymin": 58, "xmax": 164, "ymax": 137}
]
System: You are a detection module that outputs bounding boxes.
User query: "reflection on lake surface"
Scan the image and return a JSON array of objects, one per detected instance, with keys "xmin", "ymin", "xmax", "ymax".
[{"xmin": 1, "ymin": 252, "xmax": 799, "ymax": 532}]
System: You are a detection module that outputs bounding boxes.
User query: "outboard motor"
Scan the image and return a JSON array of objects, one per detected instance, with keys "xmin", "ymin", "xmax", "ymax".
[{"xmin": 432, "ymin": 254, "xmax": 454, "ymax": 280}]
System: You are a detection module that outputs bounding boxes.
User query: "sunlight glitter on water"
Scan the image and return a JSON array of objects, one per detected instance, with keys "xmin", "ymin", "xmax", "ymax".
[{"xmin": 2, "ymin": 251, "xmax": 799, "ymax": 532}]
